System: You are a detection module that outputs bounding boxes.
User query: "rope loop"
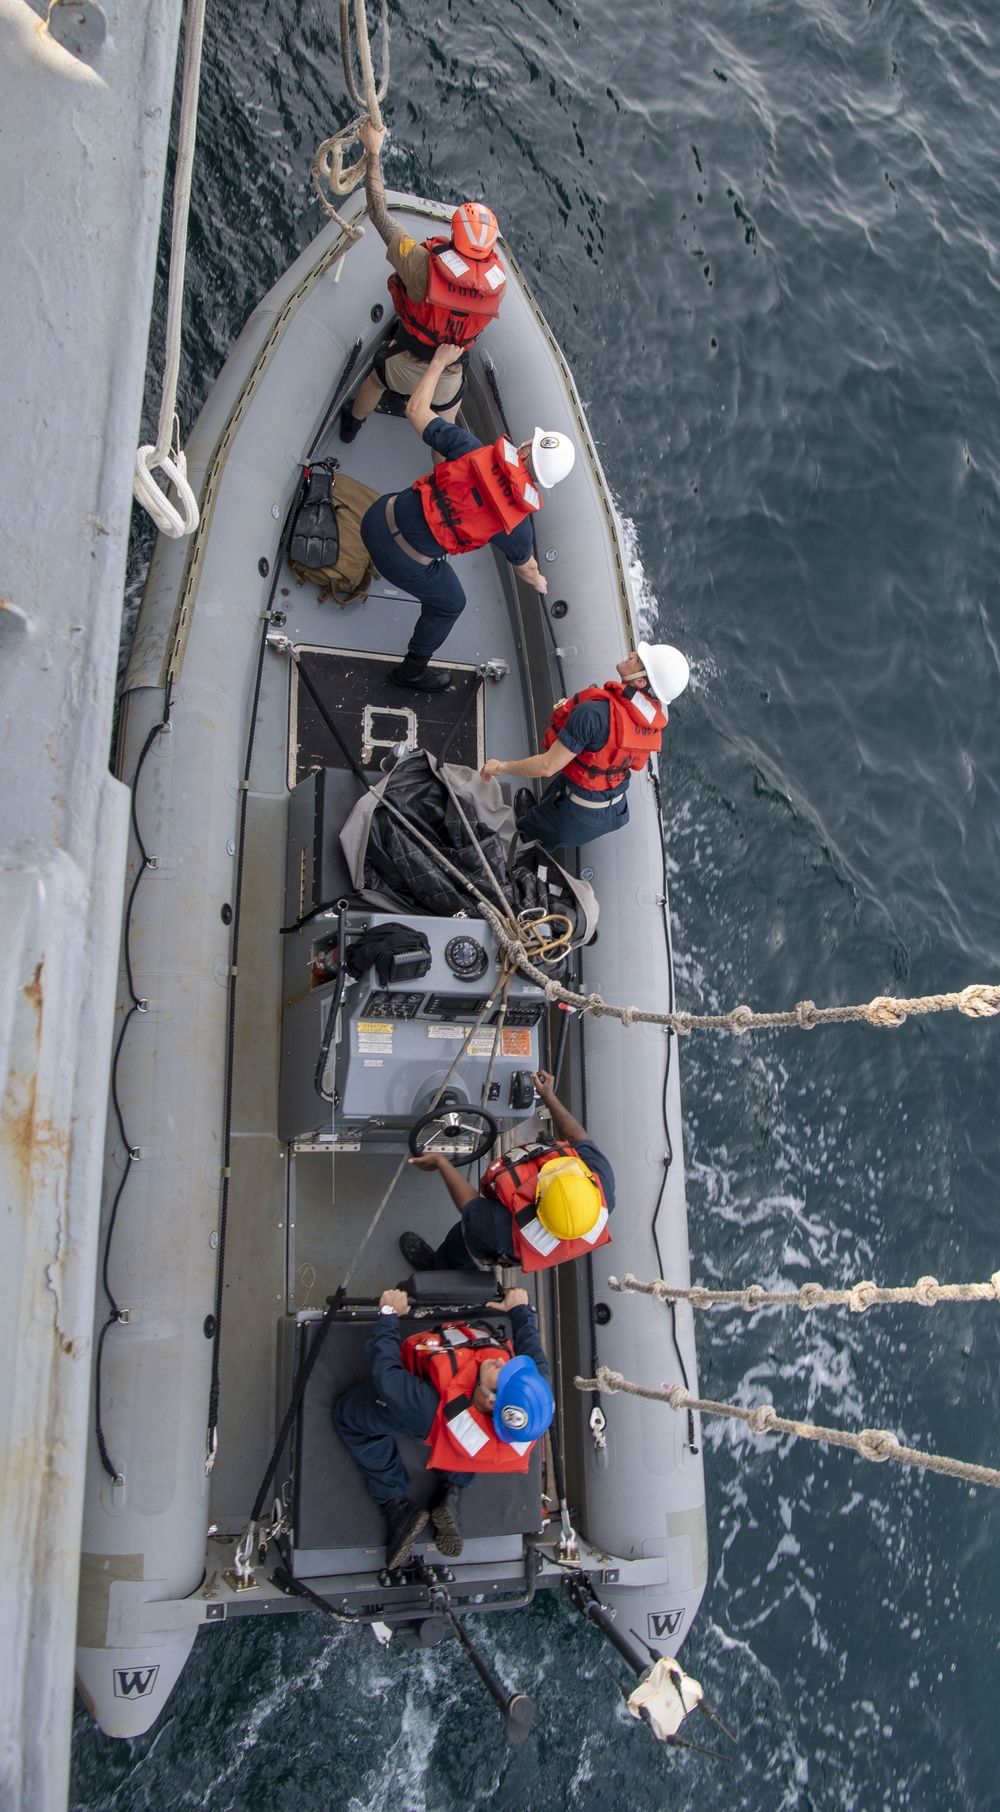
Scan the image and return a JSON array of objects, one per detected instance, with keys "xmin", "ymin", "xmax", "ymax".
[
  {"xmin": 866, "ymin": 995, "xmax": 908, "ymax": 1029},
  {"xmin": 849, "ymin": 1280, "xmax": 879, "ymax": 1314},
  {"xmin": 313, "ymin": 120, "xmax": 370, "ymax": 204},
  {"xmin": 728, "ymin": 1004, "xmax": 755, "ymax": 1035},
  {"xmin": 958, "ymin": 984, "xmax": 1000, "ymax": 1018},
  {"xmin": 747, "ymin": 1403, "xmax": 779, "ymax": 1436},
  {"xmin": 858, "ymin": 1427, "xmax": 900, "ymax": 1463},
  {"xmin": 133, "ymin": 445, "xmax": 200, "ymax": 539},
  {"xmin": 795, "ymin": 999, "xmax": 820, "ymax": 1029},
  {"xmin": 914, "ymin": 1274, "xmax": 941, "ymax": 1305},
  {"xmin": 797, "ymin": 1282, "xmax": 825, "ymax": 1308}
]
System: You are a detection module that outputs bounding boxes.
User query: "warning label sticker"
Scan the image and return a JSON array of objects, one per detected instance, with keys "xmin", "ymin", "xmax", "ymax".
[
  {"xmin": 426, "ymin": 1024, "xmax": 466, "ymax": 1039},
  {"xmin": 501, "ymin": 1028, "xmax": 532, "ymax": 1057},
  {"xmin": 358, "ymin": 1020, "xmax": 393, "ymax": 1053},
  {"xmin": 469, "ymin": 1031, "xmax": 498, "ymax": 1058}
]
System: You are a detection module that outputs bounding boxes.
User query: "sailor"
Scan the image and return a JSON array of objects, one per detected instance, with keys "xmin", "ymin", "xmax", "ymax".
[
  {"xmin": 480, "ymin": 643, "xmax": 690, "ymax": 850},
  {"xmin": 399, "ymin": 1068, "xmax": 615, "ymax": 1274},
  {"xmin": 340, "ymin": 120, "xmax": 507, "ymax": 440},
  {"xmin": 360, "ymin": 345, "xmax": 576, "ymax": 691},
  {"xmin": 332, "ymin": 1285, "xmax": 553, "ymax": 1568}
]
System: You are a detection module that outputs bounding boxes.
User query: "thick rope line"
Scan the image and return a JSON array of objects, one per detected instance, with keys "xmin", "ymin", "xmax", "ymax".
[
  {"xmin": 478, "ymin": 900, "xmax": 1000, "ymax": 1038},
  {"xmin": 313, "ymin": 0, "xmax": 388, "ymax": 225},
  {"xmin": 574, "ymin": 1369, "xmax": 1000, "ymax": 1491},
  {"xmin": 611, "ymin": 1270, "xmax": 1000, "ymax": 1314},
  {"xmin": 133, "ymin": 0, "xmax": 205, "ymax": 538}
]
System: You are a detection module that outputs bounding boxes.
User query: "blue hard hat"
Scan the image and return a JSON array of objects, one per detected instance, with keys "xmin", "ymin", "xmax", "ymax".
[{"xmin": 492, "ymin": 1355, "xmax": 554, "ymax": 1444}]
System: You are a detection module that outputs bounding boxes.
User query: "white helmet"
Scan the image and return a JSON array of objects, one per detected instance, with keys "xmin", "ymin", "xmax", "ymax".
[
  {"xmin": 637, "ymin": 641, "xmax": 690, "ymax": 704},
  {"xmin": 530, "ymin": 427, "xmax": 576, "ymax": 489}
]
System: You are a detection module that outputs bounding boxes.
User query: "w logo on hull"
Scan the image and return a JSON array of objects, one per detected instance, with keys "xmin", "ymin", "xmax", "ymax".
[
  {"xmin": 113, "ymin": 1665, "xmax": 160, "ymax": 1699},
  {"xmin": 648, "ymin": 1610, "xmax": 684, "ymax": 1641}
]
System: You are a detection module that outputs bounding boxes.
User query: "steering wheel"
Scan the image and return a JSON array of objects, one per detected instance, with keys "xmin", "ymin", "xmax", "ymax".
[{"xmin": 408, "ymin": 1095, "xmax": 500, "ymax": 1166}]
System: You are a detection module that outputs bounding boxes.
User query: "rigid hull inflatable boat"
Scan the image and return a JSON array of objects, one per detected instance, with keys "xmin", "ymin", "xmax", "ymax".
[{"xmin": 76, "ymin": 191, "xmax": 708, "ymax": 1738}]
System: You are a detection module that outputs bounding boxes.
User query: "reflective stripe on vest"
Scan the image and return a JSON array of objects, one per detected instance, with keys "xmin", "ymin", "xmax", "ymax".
[
  {"xmin": 443, "ymin": 1399, "xmax": 491, "ymax": 1456},
  {"xmin": 544, "ymin": 682, "xmax": 668, "ymax": 794},
  {"xmin": 482, "ymin": 1141, "xmax": 613, "ymax": 1274},
  {"xmin": 414, "ymin": 436, "xmax": 541, "ymax": 556},
  {"xmin": 387, "ymin": 235, "xmax": 506, "ymax": 350}
]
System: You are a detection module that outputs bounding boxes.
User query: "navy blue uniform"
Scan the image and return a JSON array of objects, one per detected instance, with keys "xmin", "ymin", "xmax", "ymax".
[
  {"xmin": 516, "ymin": 697, "xmax": 631, "ymax": 851},
  {"xmin": 361, "ymin": 420, "xmax": 533, "ymax": 662},
  {"xmin": 432, "ymin": 1139, "xmax": 616, "ymax": 1270},
  {"xmin": 332, "ymin": 1305, "xmax": 550, "ymax": 1504}
]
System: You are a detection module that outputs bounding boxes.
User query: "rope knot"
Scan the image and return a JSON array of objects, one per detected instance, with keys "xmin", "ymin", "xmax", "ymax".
[
  {"xmin": 621, "ymin": 1005, "xmax": 638, "ymax": 1028},
  {"xmin": 858, "ymin": 1427, "xmax": 900, "ymax": 1463},
  {"xmin": 794, "ymin": 999, "xmax": 820, "ymax": 1029},
  {"xmin": 958, "ymin": 984, "xmax": 1000, "ymax": 1019},
  {"xmin": 747, "ymin": 1403, "xmax": 778, "ymax": 1436},
  {"xmin": 597, "ymin": 1367, "xmax": 626, "ymax": 1394},
  {"xmin": 849, "ymin": 1280, "xmax": 879, "ymax": 1313},
  {"xmin": 688, "ymin": 1287, "xmax": 712, "ymax": 1310},
  {"xmin": 866, "ymin": 995, "xmax": 908, "ymax": 1029},
  {"xmin": 728, "ymin": 1004, "xmax": 755, "ymax": 1036},
  {"xmin": 666, "ymin": 1385, "xmax": 692, "ymax": 1412},
  {"xmin": 991, "ymin": 1272, "xmax": 1000, "ymax": 1299},
  {"xmin": 741, "ymin": 1284, "xmax": 767, "ymax": 1310},
  {"xmin": 672, "ymin": 1012, "xmax": 694, "ymax": 1036},
  {"xmin": 914, "ymin": 1274, "xmax": 941, "ymax": 1305},
  {"xmin": 585, "ymin": 992, "xmax": 604, "ymax": 1017},
  {"xmin": 650, "ymin": 1279, "xmax": 672, "ymax": 1303},
  {"xmin": 543, "ymin": 980, "xmax": 562, "ymax": 1002},
  {"xmin": 797, "ymin": 1282, "xmax": 825, "ymax": 1309}
]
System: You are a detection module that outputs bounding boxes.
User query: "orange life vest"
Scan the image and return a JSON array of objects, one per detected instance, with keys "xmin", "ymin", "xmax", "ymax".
[
  {"xmin": 414, "ymin": 436, "xmax": 542, "ymax": 555},
  {"xmin": 543, "ymin": 682, "xmax": 668, "ymax": 794},
  {"xmin": 400, "ymin": 1321, "xmax": 535, "ymax": 1474},
  {"xmin": 480, "ymin": 1140, "xmax": 612, "ymax": 1274},
  {"xmin": 388, "ymin": 236, "xmax": 506, "ymax": 351}
]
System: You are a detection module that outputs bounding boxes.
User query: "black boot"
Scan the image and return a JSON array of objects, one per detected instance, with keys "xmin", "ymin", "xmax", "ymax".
[
  {"xmin": 389, "ymin": 655, "xmax": 452, "ymax": 692},
  {"xmin": 339, "ymin": 400, "xmax": 364, "ymax": 443},
  {"xmin": 431, "ymin": 1484, "xmax": 464, "ymax": 1559},
  {"xmin": 383, "ymin": 1496, "xmax": 428, "ymax": 1568},
  {"xmin": 399, "ymin": 1231, "xmax": 437, "ymax": 1272},
  {"xmin": 513, "ymin": 787, "xmax": 536, "ymax": 820}
]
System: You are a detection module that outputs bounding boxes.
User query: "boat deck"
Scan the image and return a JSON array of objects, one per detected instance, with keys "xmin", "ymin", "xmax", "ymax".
[{"xmin": 208, "ymin": 374, "xmax": 552, "ymax": 1552}]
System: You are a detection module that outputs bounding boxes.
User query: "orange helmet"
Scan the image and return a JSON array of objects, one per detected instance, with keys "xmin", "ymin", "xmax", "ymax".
[{"xmin": 452, "ymin": 202, "xmax": 499, "ymax": 261}]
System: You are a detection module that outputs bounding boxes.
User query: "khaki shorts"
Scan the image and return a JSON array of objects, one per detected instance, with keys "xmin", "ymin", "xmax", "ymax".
[{"xmin": 380, "ymin": 346, "xmax": 464, "ymax": 405}]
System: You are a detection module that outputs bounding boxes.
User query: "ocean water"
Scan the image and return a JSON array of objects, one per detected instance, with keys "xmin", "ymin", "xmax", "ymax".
[{"xmin": 74, "ymin": 0, "xmax": 1000, "ymax": 1805}]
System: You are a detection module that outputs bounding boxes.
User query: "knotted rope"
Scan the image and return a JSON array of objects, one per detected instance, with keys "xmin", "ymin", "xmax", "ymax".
[
  {"xmin": 611, "ymin": 1270, "xmax": 1000, "ymax": 1314},
  {"xmin": 312, "ymin": 0, "xmax": 388, "ymax": 229},
  {"xmin": 477, "ymin": 900, "xmax": 1000, "ymax": 1038},
  {"xmin": 574, "ymin": 1369, "xmax": 1000, "ymax": 1490},
  {"xmin": 132, "ymin": 0, "xmax": 204, "ymax": 539}
]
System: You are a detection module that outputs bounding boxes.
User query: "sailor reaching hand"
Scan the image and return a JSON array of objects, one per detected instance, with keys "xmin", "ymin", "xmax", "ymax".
[
  {"xmin": 481, "ymin": 644, "xmax": 690, "ymax": 851},
  {"xmin": 332, "ymin": 1286, "xmax": 553, "ymax": 1569},
  {"xmin": 399, "ymin": 1070, "xmax": 616, "ymax": 1275}
]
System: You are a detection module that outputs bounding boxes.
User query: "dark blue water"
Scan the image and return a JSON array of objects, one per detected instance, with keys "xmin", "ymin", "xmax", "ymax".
[{"xmin": 76, "ymin": 0, "xmax": 1000, "ymax": 1804}]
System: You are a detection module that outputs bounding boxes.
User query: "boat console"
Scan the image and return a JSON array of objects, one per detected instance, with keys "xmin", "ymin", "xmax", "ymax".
[{"xmin": 278, "ymin": 770, "xmax": 546, "ymax": 1151}]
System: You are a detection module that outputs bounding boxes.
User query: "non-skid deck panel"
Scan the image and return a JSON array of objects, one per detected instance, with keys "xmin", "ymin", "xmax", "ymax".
[
  {"xmin": 292, "ymin": 1315, "xmax": 544, "ymax": 1557},
  {"xmin": 290, "ymin": 648, "xmax": 484, "ymax": 787}
]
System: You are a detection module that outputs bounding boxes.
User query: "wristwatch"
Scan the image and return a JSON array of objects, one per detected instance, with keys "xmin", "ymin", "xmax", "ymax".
[{"xmin": 379, "ymin": 1303, "xmax": 397, "ymax": 1317}]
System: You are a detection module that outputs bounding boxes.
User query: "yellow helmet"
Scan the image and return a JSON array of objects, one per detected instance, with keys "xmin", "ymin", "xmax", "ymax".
[{"xmin": 535, "ymin": 1154, "xmax": 602, "ymax": 1240}]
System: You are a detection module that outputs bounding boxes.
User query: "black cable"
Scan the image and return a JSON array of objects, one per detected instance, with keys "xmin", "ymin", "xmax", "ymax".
[
  {"xmin": 649, "ymin": 763, "xmax": 697, "ymax": 1451},
  {"xmin": 437, "ymin": 673, "xmax": 484, "ymax": 764},
  {"xmin": 270, "ymin": 1564, "xmax": 364, "ymax": 1624},
  {"xmin": 481, "ymin": 361, "xmax": 567, "ymax": 698},
  {"xmin": 313, "ymin": 904, "xmax": 350, "ymax": 1098},
  {"xmin": 94, "ymin": 689, "xmax": 174, "ymax": 1481},
  {"xmin": 250, "ymin": 1301, "xmax": 339, "ymax": 1524},
  {"xmin": 206, "ymin": 607, "xmax": 270, "ymax": 1443}
]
